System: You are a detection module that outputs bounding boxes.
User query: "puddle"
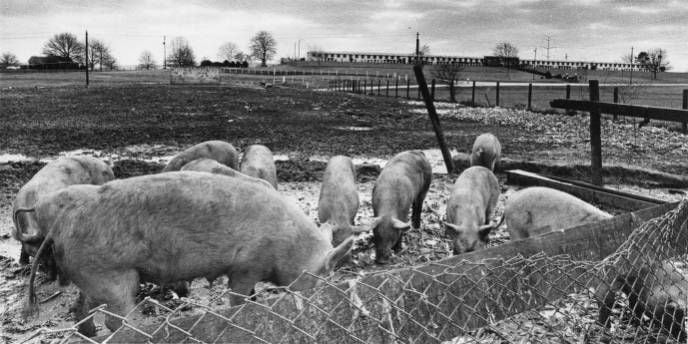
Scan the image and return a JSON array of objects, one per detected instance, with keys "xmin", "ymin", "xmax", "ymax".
[{"xmin": 333, "ymin": 126, "xmax": 373, "ymax": 132}]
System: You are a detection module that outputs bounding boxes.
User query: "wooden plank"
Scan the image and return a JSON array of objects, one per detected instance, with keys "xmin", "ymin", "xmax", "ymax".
[
  {"xmin": 505, "ymin": 169, "xmax": 663, "ymax": 211},
  {"xmin": 550, "ymin": 99, "xmax": 688, "ymax": 122}
]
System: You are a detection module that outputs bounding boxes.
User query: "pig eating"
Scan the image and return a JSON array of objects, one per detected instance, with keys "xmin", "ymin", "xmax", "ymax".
[
  {"xmin": 240, "ymin": 144, "xmax": 278, "ymax": 189},
  {"xmin": 371, "ymin": 151, "xmax": 432, "ymax": 264},
  {"xmin": 23, "ymin": 172, "xmax": 353, "ymax": 337},
  {"xmin": 13, "ymin": 155, "xmax": 114, "ymax": 281},
  {"xmin": 504, "ymin": 187, "xmax": 613, "ymax": 240},
  {"xmin": 444, "ymin": 166, "xmax": 501, "ymax": 254},
  {"xmin": 470, "ymin": 133, "xmax": 501, "ymax": 171}
]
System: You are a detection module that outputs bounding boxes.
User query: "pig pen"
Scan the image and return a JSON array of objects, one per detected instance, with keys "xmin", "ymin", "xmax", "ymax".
[{"xmin": 1, "ymin": 150, "xmax": 686, "ymax": 344}]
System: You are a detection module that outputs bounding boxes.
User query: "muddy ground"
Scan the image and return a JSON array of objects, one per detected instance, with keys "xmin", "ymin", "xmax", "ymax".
[{"xmin": 1, "ymin": 84, "xmax": 686, "ymax": 343}]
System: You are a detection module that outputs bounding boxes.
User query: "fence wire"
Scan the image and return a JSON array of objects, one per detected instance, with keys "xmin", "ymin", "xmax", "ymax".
[{"xmin": 26, "ymin": 200, "xmax": 688, "ymax": 344}]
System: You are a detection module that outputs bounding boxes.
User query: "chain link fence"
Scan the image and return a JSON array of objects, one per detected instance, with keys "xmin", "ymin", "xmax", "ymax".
[{"xmin": 25, "ymin": 200, "xmax": 688, "ymax": 343}]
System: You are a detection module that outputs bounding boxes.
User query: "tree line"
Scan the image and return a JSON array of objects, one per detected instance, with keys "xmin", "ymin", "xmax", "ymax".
[{"xmin": 0, "ymin": 30, "xmax": 278, "ymax": 70}]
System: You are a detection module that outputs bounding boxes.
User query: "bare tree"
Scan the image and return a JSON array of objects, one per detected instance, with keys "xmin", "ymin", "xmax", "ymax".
[
  {"xmin": 138, "ymin": 50, "xmax": 156, "ymax": 70},
  {"xmin": 1, "ymin": 52, "xmax": 20, "ymax": 68},
  {"xmin": 218, "ymin": 42, "xmax": 241, "ymax": 62},
  {"xmin": 432, "ymin": 63, "xmax": 465, "ymax": 103},
  {"xmin": 87, "ymin": 39, "xmax": 115, "ymax": 71},
  {"xmin": 43, "ymin": 32, "xmax": 84, "ymax": 62},
  {"xmin": 493, "ymin": 42, "xmax": 519, "ymax": 57},
  {"xmin": 419, "ymin": 44, "xmax": 430, "ymax": 56},
  {"xmin": 249, "ymin": 31, "xmax": 277, "ymax": 67},
  {"xmin": 637, "ymin": 49, "xmax": 670, "ymax": 79},
  {"xmin": 620, "ymin": 52, "xmax": 635, "ymax": 64},
  {"xmin": 169, "ymin": 37, "xmax": 196, "ymax": 67}
]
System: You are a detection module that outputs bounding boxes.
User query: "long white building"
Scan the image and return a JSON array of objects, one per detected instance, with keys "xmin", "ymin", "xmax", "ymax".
[{"xmin": 306, "ymin": 51, "xmax": 641, "ymax": 71}]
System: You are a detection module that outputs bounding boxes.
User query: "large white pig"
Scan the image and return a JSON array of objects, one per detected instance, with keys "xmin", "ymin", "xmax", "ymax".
[
  {"xmin": 444, "ymin": 166, "xmax": 501, "ymax": 254},
  {"xmin": 181, "ymin": 158, "xmax": 273, "ymax": 189},
  {"xmin": 505, "ymin": 187, "xmax": 613, "ymax": 240},
  {"xmin": 371, "ymin": 151, "xmax": 432, "ymax": 264},
  {"xmin": 240, "ymin": 144, "xmax": 278, "ymax": 189},
  {"xmin": 318, "ymin": 156, "xmax": 366, "ymax": 246},
  {"xmin": 13, "ymin": 155, "xmax": 114, "ymax": 280},
  {"xmin": 470, "ymin": 133, "xmax": 501, "ymax": 171},
  {"xmin": 23, "ymin": 172, "xmax": 352, "ymax": 337},
  {"xmin": 162, "ymin": 140, "xmax": 239, "ymax": 172}
]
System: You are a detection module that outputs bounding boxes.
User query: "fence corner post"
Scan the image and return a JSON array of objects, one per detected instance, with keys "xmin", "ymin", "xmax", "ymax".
[{"xmin": 589, "ymin": 80, "xmax": 602, "ymax": 186}]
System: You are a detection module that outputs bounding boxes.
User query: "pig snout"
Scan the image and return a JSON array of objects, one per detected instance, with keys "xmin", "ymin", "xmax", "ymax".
[{"xmin": 372, "ymin": 216, "xmax": 410, "ymax": 264}]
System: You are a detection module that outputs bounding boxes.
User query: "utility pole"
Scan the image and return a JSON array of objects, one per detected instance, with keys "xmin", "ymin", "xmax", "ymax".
[
  {"xmin": 415, "ymin": 32, "xmax": 420, "ymax": 64},
  {"xmin": 297, "ymin": 39, "xmax": 301, "ymax": 59},
  {"xmin": 544, "ymin": 34, "xmax": 552, "ymax": 60},
  {"xmin": 85, "ymin": 30, "xmax": 89, "ymax": 87},
  {"xmin": 630, "ymin": 46, "xmax": 634, "ymax": 85},
  {"xmin": 532, "ymin": 48, "xmax": 537, "ymax": 81},
  {"xmin": 163, "ymin": 36, "xmax": 166, "ymax": 70}
]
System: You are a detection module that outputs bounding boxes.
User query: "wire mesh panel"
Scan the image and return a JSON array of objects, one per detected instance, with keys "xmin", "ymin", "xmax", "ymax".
[{"xmin": 24, "ymin": 200, "xmax": 687, "ymax": 344}]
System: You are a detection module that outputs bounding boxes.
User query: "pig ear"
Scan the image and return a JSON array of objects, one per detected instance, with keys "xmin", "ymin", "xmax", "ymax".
[
  {"xmin": 444, "ymin": 222, "xmax": 462, "ymax": 237},
  {"xmin": 477, "ymin": 224, "xmax": 494, "ymax": 240},
  {"xmin": 391, "ymin": 218, "xmax": 411, "ymax": 232},
  {"xmin": 323, "ymin": 236, "xmax": 354, "ymax": 272}
]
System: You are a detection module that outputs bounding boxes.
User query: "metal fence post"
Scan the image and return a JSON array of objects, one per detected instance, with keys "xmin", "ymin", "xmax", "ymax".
[{"xmin": 589, "ymin": 80, "xmax": 602, "ymax": 186}]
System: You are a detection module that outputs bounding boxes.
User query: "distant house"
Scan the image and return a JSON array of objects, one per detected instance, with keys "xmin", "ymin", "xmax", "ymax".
[{"xmin": 28, "ymin": 55, "xmax": 80, "ymax": 70}]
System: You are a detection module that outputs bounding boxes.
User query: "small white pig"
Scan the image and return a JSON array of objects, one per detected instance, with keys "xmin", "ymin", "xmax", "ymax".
[
  {"xmin": 470, "ymin": 133, "xmax": 501, "ymax": 171},
  {"xmin": 444, "ymin": 166, "xmax": 501, "ymax": 254},
  {"xmin": 505, "ymin": 187, "xmax": 613, "ymax": 240},
  {"xmin": 162, "ymin": 140, "xmax": 239, "ymax": 172},
  {"xmin": 318, "ymin": 156, "xmax": 367, "ymax": 246},
  {"xmin": 240, "ymin": 144, "xmax": 278, "ymax": 189}
]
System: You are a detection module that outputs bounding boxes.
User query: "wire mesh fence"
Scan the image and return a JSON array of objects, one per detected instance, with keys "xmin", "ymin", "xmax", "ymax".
[{"xmin": 24, "ymin": 200, "xmax": 688, "ymax": 343}]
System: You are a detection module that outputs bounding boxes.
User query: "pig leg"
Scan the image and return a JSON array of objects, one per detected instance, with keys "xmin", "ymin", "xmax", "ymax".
[
  {"xmin": 75, "ymin": 293, "xmax": 98, "ymax": 337},
  {"xmin": 19, "ymin": 245, "xmax": 30, "ymax": 265},
  {"xmin": 411, "ymin": 191, "xmax": 427, "ymax": 229},
  {"xmin": 227, "ymin": 272, "xmax": 259, "ymax": 306},
  {"xmin": 76, "ymin": 269, "xmax": 139, "ymax": 335}
]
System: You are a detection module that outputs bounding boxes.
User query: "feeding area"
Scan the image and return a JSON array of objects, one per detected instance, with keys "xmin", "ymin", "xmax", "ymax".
[{"xmin": 1, "ymin": 71, "xmax": 687, "ymax": 344}]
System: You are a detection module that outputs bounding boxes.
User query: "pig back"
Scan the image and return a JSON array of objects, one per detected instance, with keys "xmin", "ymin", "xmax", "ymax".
[
  {"xmin": 318, "ymin": 156, "xmax": 358, "ymax": 224},
  {"xmin": 240, "ymin": 145, "xmax": 278, "ymax": 188},
  {"xmin": 447, "ymin": 166, "xmax": 499, "ymax": 224},
  {"xmin": 163, "ymin": 140, "xmax": 239, "ymax": 172},
  {"xmin": 44, "ymin": 172, "xmax": 330, "ymax": 284},
  {"xmin": 505, "ymin": 187, "xmax": 612, "ymax": 239},
  {"xmin": 373, "ymin": 151, "xmax": 432, "ymax": 217}
]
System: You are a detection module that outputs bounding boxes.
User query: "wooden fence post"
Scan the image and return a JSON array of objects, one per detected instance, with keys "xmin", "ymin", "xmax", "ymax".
[
  {"xmin": 406, "ymin": 79, "xmax": 410, "ymax": 99},
  {"xmin": 589, "ymin": 80, "xmax": 603, "ymax": 186},
  {"xmin": 683, "ymin": 90, "xmax": 687, "ymax": 133},
  {"xmin": 613, "ymin": 87, "xmax": 619, "ymax": 120},
  {"xmin": 431, "ymin": 79, "xmax": 436, "ymax": 101},
  {"xmin": 528, "ymin": 83, "xmax": 533, "ymax": 111},
  {"xmin": 413, "ymin": 65, "xmax": 454, "ymax": 174},
  {"xmin": 363, "ymin": 80, "xmax": 367, "ymax": 94},
  {"xmin": 565, "ymin": 84, "xmax": 573, "ymax": 115},
  {"xmin": 395, "ymin": 77, "xmax": 399, "ymax": 98},
  {"xmin": 386, "ymin": 80, "xmax": 390, "ymax": 97},
  {"xmin": 496, "ymin": 81, "xmax": 500, "ymax": 107},
  {"xmin": 378, "ymin": 80, "xmax": 381, "ymax": 96},
  {"xmin": 471, "ymin": 81, "xmax": 476, "ymax": 106}
]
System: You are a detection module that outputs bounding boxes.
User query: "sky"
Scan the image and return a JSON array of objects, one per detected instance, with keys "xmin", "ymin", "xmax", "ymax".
[{"xmin": 1, "ymin": 0, "xmax": 687, "ymax": 71}]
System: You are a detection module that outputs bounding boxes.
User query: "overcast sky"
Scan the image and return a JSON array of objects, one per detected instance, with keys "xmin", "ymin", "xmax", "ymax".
[{"xmin": 1, "ymin": 0, "xmax": 687, "ymax": 71}]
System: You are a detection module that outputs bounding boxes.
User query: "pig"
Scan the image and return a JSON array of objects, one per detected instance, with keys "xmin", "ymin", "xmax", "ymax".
[
  {"xmin": 444, "ymin": 166, "xmax": 501, "ymax": 254},
  {"xmin": 181, "ymin": 158, "xmax": 273, "ymax": 189},
  {"xmin": 162, "ymin": 140, "xmax": 239, "ymax": 172},
  {"xmin": 371, "ymin": 151, "xmax": 432, "ymax": 264},
  {"xmin": 13, "ymin": 155, "xmax": 114, "ymax": 280},
  {"xmin": 23, "ymin": 172, "xmax": 353, "ymax": 337},
  {"xmin": 597, "ymin": 261, "xmax": 687, "ymax": 341},
  {"xmin": 504, "ymin": 187, "xmax": 613, "ymax": 240},
  {"xmin": 318, "ymin": 156, "xmax": 367, "ymax": 247},
  {"xmin": 240, "ymin": 144, "xmax": 278, "ymax": 189},
  {"xmin": 470, "ymin": 133, "xmax": 501, "ymax": 171}
]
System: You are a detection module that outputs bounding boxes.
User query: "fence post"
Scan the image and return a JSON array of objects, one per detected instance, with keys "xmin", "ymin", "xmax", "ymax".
[
  {"xmin": 495, "ymin": 81, "xmax": 500, "ymax": 107},
  {"xmin": 431, "ymin": 79, "xmax": 436, "ymax": 101},
  {"xmin": 565, "ymin": 84, "xmax": 573, "ymax": 115},
  {"xmin": 352, "ymin": 80, "xmax": 355, "ymax": 93},
  {"xmin": 406, "ymin": 79, "xmax": 410, "ymax": 99},
  {"xmin": 471, "ymin": 81, "xmax": 476, "ymax": 106},
  {"xmin": 683, "ymin": 90, "xmax": 687, "ymax": 133},
  {"xmin": 395, "ymin": 77, "xmax": 399, "ymax": 98},
  {"xmin": 363, "ymin": 80, "xmax": 367, "ymax": 94},
  {"xmin": 528, "ymin": 83, "xmax": 532, "ymax": 111},
  {"xmin": 378, "ymin": 80, "xmax": 381, "ymax": 96},
  {"xmin": 413, "ymin": 65, "xmax": 454, "ymax": 174},
  {"xmin": 612, "ymin": 87, "xmax": 620, "ymax": 120},
  {"xmin": 589, "ymin": 80, "xmax": 603, "ymax": 186},
  {"xmin": 386, "ymin": 80, "xmax": 390, "ymax": 97}
]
